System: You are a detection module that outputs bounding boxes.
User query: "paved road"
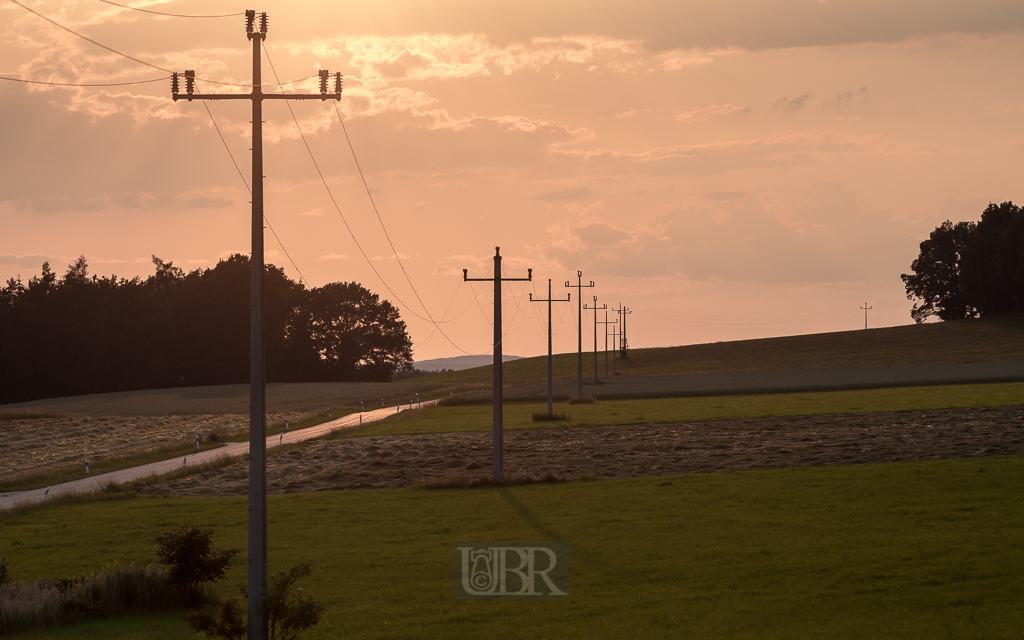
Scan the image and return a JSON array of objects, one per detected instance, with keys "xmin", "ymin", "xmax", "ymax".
[{"xmin": 0, "ymin": 401, "xmax": 435, "ymax": 510}]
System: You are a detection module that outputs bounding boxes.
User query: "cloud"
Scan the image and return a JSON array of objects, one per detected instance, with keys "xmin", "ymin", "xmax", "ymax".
[
  {"xmin": 542, "ymin": 184, "xmax": 918, "ymax": 284},
  {"xmin": 532, "ymin": 186, "xmax": 593, "ymax": 201},
  {"xmin": 836, "ymin": 86, "xmax": 868, "ymax": 108},
  {"xmin": 773, "ymin": 94, "xmax": 810, "ymax": 111},
  {"xmin": 317, "ymin": 252, "xmax": 351, "ymax": 261},
  {"xmin": 675, "ymin": 103, "xmax": 750, "ymax": 123}
]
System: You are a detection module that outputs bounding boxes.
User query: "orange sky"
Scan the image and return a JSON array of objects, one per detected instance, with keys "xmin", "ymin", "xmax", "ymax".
[{"xmin": 3, "ymin": 0, "xmax": 1023, "ymax": 361}]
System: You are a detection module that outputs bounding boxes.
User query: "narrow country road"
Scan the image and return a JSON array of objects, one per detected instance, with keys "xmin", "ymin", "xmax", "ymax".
[{"xmin": 0, "ymin": 401, "xmax": 435, "ymax": 510}]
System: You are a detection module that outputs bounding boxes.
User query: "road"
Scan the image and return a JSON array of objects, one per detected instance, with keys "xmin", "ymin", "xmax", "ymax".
[{"xmin": 0, "ymin": 401, "xmax": 435, "ymax": 511}]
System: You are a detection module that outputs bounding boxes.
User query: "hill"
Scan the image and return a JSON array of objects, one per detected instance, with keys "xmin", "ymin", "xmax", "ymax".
[{"xmin": 424, "ymin": 315, "xmax": 1024, "ymax": 384}]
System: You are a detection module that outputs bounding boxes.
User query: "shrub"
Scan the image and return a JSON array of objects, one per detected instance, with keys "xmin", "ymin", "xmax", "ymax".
[
  {"xmin": 531, "ymin": 411, "xmax": 569, "ymax": 422},
  {"xmin": 156, "ymin": 522, "xmax": 239, "ymax": 605},
  {"xmin": 187, "ymin": 563, "xmax": 324, "ymax": 640}
]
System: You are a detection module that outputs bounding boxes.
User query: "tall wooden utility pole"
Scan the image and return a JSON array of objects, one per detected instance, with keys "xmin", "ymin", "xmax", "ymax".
[
  {"xmin": 598, "ymin": 310, "xmax": 618, "ymax": 377},
  {"xmin": 464, "ymin": 247, "xmax": 531, "ymax": 480},
  {"xmin": 565, "ymin": 271, "xmax": 595, "ymax": 397},
  {"xmin": 171, "ymin": 11, "xmax": 341, "ymax": 639},
  {"xmin": 530, "ymin": 279, "xmax": 570, "ymax": 416},
  {"xmin": 584, "ymin": 296, "xmax": 606, "ymax": 385},
  {"xmin": 615, "ymin": 304, "xmax": 632, "ymax": 358}
]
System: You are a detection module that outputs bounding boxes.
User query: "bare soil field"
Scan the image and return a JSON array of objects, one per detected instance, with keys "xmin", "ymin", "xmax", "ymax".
[{"xmin": 134, "ymin": 405, "xmax": 1024, "ymax": 497}]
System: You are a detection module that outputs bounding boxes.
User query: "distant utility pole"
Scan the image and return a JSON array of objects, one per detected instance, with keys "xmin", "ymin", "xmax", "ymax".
[
  {"xmin": 584, "ymin": 296, "xmax": 607, "ymax": 385},
  {"xmin": 597, "ymin": 310, "xmax": 618, "ymax": 377},
  {"xmin": 170, "ymin": 12, "xmax": 341, "ymax": 640},
  {"xmin": 530, "ymin": 279, "xmax": 570, "ymax": 417},
  {"xmin": 565, "ymin": 271, "xmax": 595, "ymax": 397},
  {"xmin": 861, "ymin": 302, "xmax": 872, "ymax": 330},
  {"xmin": 464, "ymin": 247, "xmax": 531, "ymax": 480},
  {"xmin": 618, "ymin": 305, "xmax": 632, "ymax": 357},
  {"xmin": 611, "ymin": 325, "xmax": 618, "ymax": 376}
]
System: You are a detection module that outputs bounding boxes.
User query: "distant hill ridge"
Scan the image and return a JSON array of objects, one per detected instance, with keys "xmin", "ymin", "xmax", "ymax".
[{"xmin": 414, "ymin": 355, "xmax": 522, "ymax": 372}]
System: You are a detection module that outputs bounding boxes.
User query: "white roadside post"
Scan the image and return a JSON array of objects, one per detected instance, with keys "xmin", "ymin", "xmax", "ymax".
[{"xmin": 84, "ymin": 458, "xmax": 89, "ymax": 475}]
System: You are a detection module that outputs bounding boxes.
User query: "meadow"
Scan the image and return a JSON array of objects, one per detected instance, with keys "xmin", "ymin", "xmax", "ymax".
[
  {"xmin": 341, "ymin": 381, "xmax": 1024, "ymax": 437},
  {"xmin": 2, "ymin": 455, "xmax": 1022, "ymax": 639}
]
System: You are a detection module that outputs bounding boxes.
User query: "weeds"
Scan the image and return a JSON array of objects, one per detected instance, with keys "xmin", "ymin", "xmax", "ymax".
[
  {"xmin": 0, "ymin": 563, "xmax": 185, "ymax": 636},
  {"xmin": 568, "ymin": 395, "xmax": 597, "ymax": 405}
]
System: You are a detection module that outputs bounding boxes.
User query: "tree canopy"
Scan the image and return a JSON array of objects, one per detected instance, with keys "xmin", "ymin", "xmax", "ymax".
[
  {"xmin": 902, "ymin": 201, "xmax": 1024, "ymax": 323},
  {"xmin": 0, "ymin": 255, "xmax": 413, "ymax": 404}
]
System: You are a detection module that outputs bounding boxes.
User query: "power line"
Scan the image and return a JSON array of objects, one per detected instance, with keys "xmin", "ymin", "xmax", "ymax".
[
  {"xmin": 97, "ymin": 0, "xmax": 245, "ymax": 18},
  {"xmin": 259, "ymin": 44, "xmax": 476, "ymax": 356},
  {"xmin": 196, "ymin": 90, "xmax": 308, "ymax": 286},
  {"xmin": 9, "ymin": 1, "xmax": 314, "ymax": 88},
  {"xmin": 0, "ymin": 74, "xmax": 170, "ymax": 86}
]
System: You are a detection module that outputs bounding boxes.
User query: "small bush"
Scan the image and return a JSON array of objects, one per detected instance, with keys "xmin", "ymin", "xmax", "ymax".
[
  {"xmin": 0, "ymin": 557, "xmax": 9, "ymax": 586},
  {"xmin": 207, "ymin": 431, "xmax": 222, "ymax": 443},
  {"xmin": 568, "ymin": 395, "xmax": 597, "ymax": 405},
  {"xmin": 531, "ymin": 411, "xmax": 569, "ymax": 422},
  {"xmin": 156, "ymin": 522, "xmax": 239, "ymax": 606},
  {"xmin": 187, "ymin": 563, "xmax": 324, "ymax": 640}
]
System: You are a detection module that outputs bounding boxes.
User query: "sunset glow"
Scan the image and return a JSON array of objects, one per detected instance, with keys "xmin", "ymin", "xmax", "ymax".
[{"xmin": 3, "ymin": 0, "xmax": 1023, "ymax": 360}]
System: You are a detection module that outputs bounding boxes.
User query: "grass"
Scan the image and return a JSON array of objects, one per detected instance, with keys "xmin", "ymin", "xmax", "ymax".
[
  {"xmin": 1, "ymin": 455, "xmax": 1023, "ymax": 638},
  {"xmin": 334, "ymin": 380, "xmax": 1024, "ymax": 438},
  {"xmin": 0, "ymin": 441, "xmax": 224, "ymax": 493}
]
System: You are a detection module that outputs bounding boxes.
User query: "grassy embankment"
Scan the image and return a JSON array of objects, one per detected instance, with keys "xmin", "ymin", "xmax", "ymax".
[
  {"xmin": 425, "ymin": 314, "xmax": 1024, "ymax": 384},
  {"xmin": 2, "ymin": 454, "xmax": 1023, "ymax": 639}
]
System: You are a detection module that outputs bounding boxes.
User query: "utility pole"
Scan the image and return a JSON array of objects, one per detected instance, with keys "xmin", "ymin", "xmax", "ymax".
[
  {"xmin": 861, "ymin": 302, "xmax": 872, "ymax": 329},
  {"xmin": 564, "ymin": 271, "xmax": 595, "ymax": 398},
  {"xmin": 611, "ymin": 324, "xmax": 618, "ymax": 376},
  {"xmin": 618, "ymin": 305, "xmax": 632, "ymax": 357},
  {"xmin": 171, "ymin": 12, "xmax": 341, "ymax": 640},
  {"xmin": 464, "ymin": 247, "xmax": 531, "ymax": 480},
  {"xmin": 598, "ymin": 310, "xmax": 618, "ymax": 377},
  {"xmin": 583, "ymin": 296, "xmax": 606, "ymax": 385},
  {"xmin": 530, "ymin": 279, "xmax": 570, "ymax": 417}
]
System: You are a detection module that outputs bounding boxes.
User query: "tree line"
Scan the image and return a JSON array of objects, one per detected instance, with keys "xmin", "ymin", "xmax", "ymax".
[
  {"xmin": 903, "ymin": 201, "xmax": 1024, "ymax": 323},
  {"xmin": 0, "ymin": 255, "xmax": 413, "ymax": 404}
]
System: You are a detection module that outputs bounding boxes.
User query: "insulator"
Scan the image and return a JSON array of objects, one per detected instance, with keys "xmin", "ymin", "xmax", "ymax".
[
  {"xmin": 245, "ymin": 10, "xmax": 255, "ymax": 36},
  {"xmin": 171, "ymin": 72, "xmax": 179, "ymax": 95},
  {"xmin": 334, "ymin": 72, "xmax": 342, "ymax": 94},
  {"xmin": 319, "ymin": 70, "xmax": 329, "ymax": 93},
  {"xmin": 185, "ymin": 70, "xmax": 195, "ymax": 95},
  {"xmin": 259, "ymin": 12, "xmax": 268, "ymax": 34}
]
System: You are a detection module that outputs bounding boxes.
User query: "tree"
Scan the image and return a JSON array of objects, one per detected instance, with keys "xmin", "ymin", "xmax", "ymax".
[
  {"xmin": 156, "ymin": 521, "xmax": 240, "ymax": 605},
  {"xmin": 959, "ymin": 202, "xmax": 1024, "ymax": 315},
  {"xmin": 901, "ymin": 220, "xmax": 977, "ymax": 322}
]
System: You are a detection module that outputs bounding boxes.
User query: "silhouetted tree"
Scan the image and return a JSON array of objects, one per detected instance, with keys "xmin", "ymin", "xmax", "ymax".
[
  {"xmin": 902, "ymin": 220, "xmax": 977, "ymax": 322},
  {"xmin": 903, "ymin": 201, "xmax": 1024, "ymax": 322},
  {"xmin": 0, "ymin": 254, "xmax": 413, "ymax": 403}
]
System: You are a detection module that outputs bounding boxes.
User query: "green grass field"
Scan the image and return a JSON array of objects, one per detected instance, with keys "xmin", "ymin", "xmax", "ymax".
[
  {"xmin": 2, "ymin": 455, "xmax": 1023, "ymax": 639},
  {"xmin": 339, "ymin": 381, "xmax": 1024, "ymax": 438}
]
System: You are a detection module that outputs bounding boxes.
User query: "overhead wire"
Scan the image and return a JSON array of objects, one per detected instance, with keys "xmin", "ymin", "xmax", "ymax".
[
  {"xmin": 259, "ymin": 42, "xmax": 479, "ymax": 355},
  {"xmin": 96, "ymin": 0, "xmax": 244, "ymax": 18},
  {"xmin": 8, "ymin": 0, "xmax": 314, "ymax": 88},
  {"xmin": 0, "ymin": 74, "xmax": 170, "ymax": 86},
  {"xmin": 194, "ymin": 84, "xmax": 308, "ymax": 286}
]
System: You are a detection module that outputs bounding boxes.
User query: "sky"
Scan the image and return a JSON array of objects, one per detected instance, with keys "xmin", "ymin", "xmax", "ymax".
[{"xmin": 2, "ymin": 0, "xmax": 1023, "ymax": 362}]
